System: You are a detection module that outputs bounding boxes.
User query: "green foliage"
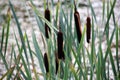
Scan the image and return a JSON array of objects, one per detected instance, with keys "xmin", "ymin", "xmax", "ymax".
[{"xmin": 0, "ymin": 0, "xmax": 119, "ymax": 80}]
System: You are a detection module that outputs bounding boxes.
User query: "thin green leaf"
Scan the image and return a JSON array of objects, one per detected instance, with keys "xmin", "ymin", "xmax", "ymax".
[
  {"xmin": 32, "ymin": 31, "xmax": 46, "ymax": 80},
  {"xmin": 9, "ymin": 1, "xmax": 32, "ymax": 79}
]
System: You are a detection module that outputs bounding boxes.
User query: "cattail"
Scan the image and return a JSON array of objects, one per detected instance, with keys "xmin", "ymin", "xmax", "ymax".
[
  {"xmin": 74, "ymin": 1, "xmax": 82, "ymax": 43},
  {"xmin": 86, "ymin": 17, "xmax": 91, "ymax": 43},
  {"xmin": 55, "ymin": 51, "xmax": 59, "ymax": 74},
  {"xmin": 44, "ymin": 8, "xmax": 51, "ymax": 38},
  {"xmin": 44, "ymin": 53, "xmax": 49, "ymax": 73},
  {"xmin": 57, "ymin": 31, "xmax": 65, "ymax": 60}
]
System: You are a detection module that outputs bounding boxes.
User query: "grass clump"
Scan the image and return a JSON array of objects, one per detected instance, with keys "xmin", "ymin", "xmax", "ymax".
[{"xmin": 0, "ymin": 0, "xmax": 119, "ymax": 80}]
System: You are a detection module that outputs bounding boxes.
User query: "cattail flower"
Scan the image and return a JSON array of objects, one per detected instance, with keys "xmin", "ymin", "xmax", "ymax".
[
  {"xmin": 44, "ymin": 8, "xmax": 51, "ymax": 38},
  {"xmin": 44, "ymin": 53, "xmax": 49, "ymax": 73},
  {"xmin": 55, "ymin": 51, "xmax": 59, "ymax": 74},
  {"xmin": 86, "ymin": 17, "xmax": 91, "ymax": 43},
  {"xmin": 57, "ymin": 31, "xmax": 65, "ymax": 60},
  {"xmin": 74, "ymin": 1, "xmax": 82, "ymax": 43}
]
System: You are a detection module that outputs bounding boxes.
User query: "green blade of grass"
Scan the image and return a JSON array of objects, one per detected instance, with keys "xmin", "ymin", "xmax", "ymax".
[
  {"xmin": 88, "ymin": 0, "xmax": 97, "ymax": 22},
  {"xmin": 103, "ymin": 0, "xmax": 116, "ymax": 35},
  {"xmin": 103, "ymin": 24, "xmax": 116, "ymax": 79},
  {"xmin": 0, "ymin": 66, "xmax": 15, "ymax": 80},
  {"xmin": 9, "ymin": 44, "xmax": 14, "ymax": 68},
  {"xmin": 9, "ymin": 1, "xmax": 32, "ymax": 79},
  {"xmin": 0, "ymin": 49, "xmax": 8, "ymax": 70},
  {"xmin": 63, "ymin": 53, "xmax": 69, "ymax": 80},
  {"xmin": 25, "ymin": 32, "xmax": 39, "ymax": 80},
  {"xmin": 14, "ymin": 32, "xmax": 32, "ymax": 80},
  {"xmin": 32, "ymin": 31, "xmax": 46, "ymax": 80},
  {"xmin": 90, "ymin": 17, "xmax": 96, "ymax": 80},
  {"xmin": 104, "ymin": 27, "xmax": 116, "ymax": 62},
  {"xmin": 116, "ymin": 25, "xmax": 119, "ymax": 72},
  {"xmin": 72, "ymin": 26, "xmax": 86, "ymax": 79},
  {"xmin": 0, "ymin": 25, "xmax": 5, "ymax": 51},
  {"xmin": 102, "ymin": 0, "xmax": 105, "ymax": 21},
  {"xmin": 35, "ymin": 14, "xmax": 45, "ymax": 36},
  {"xmin": 14, "ymin": 31, "xmax": 29, "ymax": 79},
  {"xmin": 4, "ymin": 9, "xmax": 11, "ymax": 56},
  {"xmin": 98, "ymin": 34, "xmax": 104, "ymax": 79},
  {"xmin": 110, "ymin": 3, "xmax": 117, "ymax": 78},
  {"xmin": 55, "ymin": 1, "xmax": 60, "ymax": 27},
  {"xmin": 109, "ymin": 50, "xmax": 117, "ymax": 79},
  {"xmin": 70, "ymin": 64, "xmax": 78, "ymax": 80}
]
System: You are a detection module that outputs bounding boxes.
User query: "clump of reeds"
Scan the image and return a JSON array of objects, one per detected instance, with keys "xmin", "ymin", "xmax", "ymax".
[
  {"xmin": 5, "ymin": 0, "xmax": 119, "ymax": 80},
  {"xmin": 86, "ymin": 16, "xmax": 91, "ymax": 43},
  {"xmin": 74, "ymin": 1, "xmax": 82, "ymax": 43}
]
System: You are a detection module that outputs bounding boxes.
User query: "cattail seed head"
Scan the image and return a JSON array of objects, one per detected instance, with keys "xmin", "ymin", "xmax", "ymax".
[
  {"xmin": 74, "ymin": 11, "xmax": 82, "ymax": 43},
  {"xmin": 57, "ymin": 31, "xmax": 65, "ymax": 60},
  {"xmin": 44, "ymin": 8, "xmax": 51, "ymax": 38},
  {"xmin": 44, "ymin": 53, "xmax": 49, "ymax": 73},
  {"xmin": 86, "ymin": 17, "xmax": 91, "ymax": 43}
]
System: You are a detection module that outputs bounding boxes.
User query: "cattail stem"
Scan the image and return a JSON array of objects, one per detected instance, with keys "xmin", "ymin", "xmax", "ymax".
[
  {"xmin": 86, "ymin": 17, "xmax": 91, "ymax": 43},
  {"xmin": 44, "ymin": 53, "xmax": 49, "ymax": 73},
  {"xmin": 44, "ymin": 8, "xmax": 51, "ymax": 38},
  {"xmin": 57, "ymin": 31, "xmax": 65, "ymax": 60},
  {"xmin": 74, "ymin": 0, "xmax": 77, "ymax": 12}
]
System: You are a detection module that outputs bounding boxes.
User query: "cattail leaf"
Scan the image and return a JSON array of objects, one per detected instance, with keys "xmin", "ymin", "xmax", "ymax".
[
  {"xmin": 1, "ymin": 25, "xmax": 5, "ymax": 54},
  {"xmin": 9, "ymin": 1, "xmax": 32, "ymax": 79},
  {"xmin": 25, "ymin": 32, "xmax": 39, "ymax": 80},
  {"xmin": 116, "ymin": 25, "xmax": 119, "ymax": 72},
  {"xmin": 88, "ymin": 0, "xmax": 97, "ymax": 22},
  {"xmin": 102, "ymin": 0, "xmax": 105, "ymax": 20},
  {"xmin": 103, "ymin": 0, "xmax": 116, "ymax": 35},
  {"xmin": 35, "ymin": 14, "xmax": 45, "ymax": 37},
  {"xmin": 0, "ymin": 66, "xmax": 15, "ymax": 80},
  {"xmin": 4, "ymin": 8, "xmax": 11, "ymax": 56},
  {"xmin": 0, "ymin": 49, "xmax": 8, "ymax": 70},
  {"xmin": 32, "ymin": 31, "xmax": 46, "ymax": 79}
]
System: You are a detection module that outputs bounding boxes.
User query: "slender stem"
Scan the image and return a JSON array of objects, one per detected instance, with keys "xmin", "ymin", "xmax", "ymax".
[
  {"xmin": 47, "ymin": 0, "xmax": 48, "ymax": 9},
  {"xmin": 74, "ymin": 0, "xmax": 77, "ymax": 12}
]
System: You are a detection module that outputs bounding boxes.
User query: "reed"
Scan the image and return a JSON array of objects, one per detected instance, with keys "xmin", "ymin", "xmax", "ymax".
[{"xmin": 0, "ymin": 0, "xmax": 118, "ymax": 80}]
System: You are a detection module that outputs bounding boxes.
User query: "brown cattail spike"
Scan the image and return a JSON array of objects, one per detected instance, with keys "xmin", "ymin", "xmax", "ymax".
[
  {"xmin": 45, "ymin": 8, "xmax": 51, "ymax": 38},
  {"xmin": 74, "ymin": 0, "xmax": 82, "ymax": 43},
  {"xmin": 74, "ymin": 10, "xmax": 82, "ymax": 43},
  {"xmin": 44, "ymin": 53, "xmax": 49, "ymax": 73},
  {"xmin": 57, "ymin": 31, "xmax": 65, "ymax": 60},
  {"xmin": 86, "ymin": 17, "xmax": 91, "ymax": 43}
]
